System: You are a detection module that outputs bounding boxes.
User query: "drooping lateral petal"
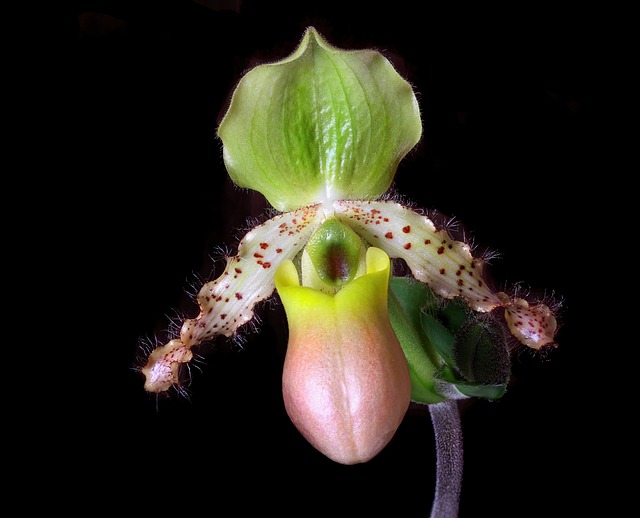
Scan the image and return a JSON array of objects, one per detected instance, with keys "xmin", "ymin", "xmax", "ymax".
[
  {"xmin": 335, "ymin": 200, "xmax": 558, "ymax": 349},
  {"xmin": 141, "ymin": 204, "xmax": 323, "ymax": 393},
  {"xmin": 334, "ymin": 200, "xmax": 502, "ymax": 312},
  {"xmin": 180, "ymin": 204, "xmax": 323, "ymax": 345}
]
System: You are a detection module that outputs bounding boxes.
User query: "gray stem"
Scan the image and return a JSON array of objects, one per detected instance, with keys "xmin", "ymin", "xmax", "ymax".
[{"xmin": 429, "ymin": 400, "xmax": 464, "ymax": 518}]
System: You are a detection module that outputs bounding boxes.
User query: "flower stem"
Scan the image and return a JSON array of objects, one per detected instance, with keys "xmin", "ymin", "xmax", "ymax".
[{"xmin": 429, "ymin": 400, "xmax": 464, "ymax": 518}]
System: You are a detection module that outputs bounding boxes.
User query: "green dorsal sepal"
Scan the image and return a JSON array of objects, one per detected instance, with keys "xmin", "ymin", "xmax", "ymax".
[{"xmin": 217, "ymin": 26, "xmax": 422, "ymax": 212}]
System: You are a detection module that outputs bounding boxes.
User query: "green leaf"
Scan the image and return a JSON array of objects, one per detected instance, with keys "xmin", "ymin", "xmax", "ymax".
[
  {"xmin": 453, "ymin": 382, "xmax": 507, "ymax": 400},
  {"xmin": 388, "ymin": 278, "xmax": 445, "ymax": 404},
  {"xmin": 420, "ymin": 310, "xmax": 456, "ymax": 368},
  {"xmin": 439, "ymin": 299, "xmax": 471, "ymax": 333},
  {"xmin": 453, "ymin": 318, "xmax": 511, "ymax": 386},
  {"xmin": 390, "ymin": 275, "xmax": 441, "ymax": 315},
  {"xmin": 217, "ymin": 27, "xmax": 422, "ymax": 212},
  {"xmin": 435, "ymin": 366, "xmax": 507, "ymax": 400}
]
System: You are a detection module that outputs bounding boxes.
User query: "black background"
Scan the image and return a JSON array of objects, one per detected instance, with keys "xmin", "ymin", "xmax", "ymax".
[{"xmin": 52, "ymin": 1, "xmax": 616, "ymax": 516}]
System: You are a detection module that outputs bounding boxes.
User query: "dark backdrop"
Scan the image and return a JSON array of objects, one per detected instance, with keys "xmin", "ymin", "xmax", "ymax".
[{"xmin": 57, "ymin": 1, "xmax": 613, "ymax": 516}]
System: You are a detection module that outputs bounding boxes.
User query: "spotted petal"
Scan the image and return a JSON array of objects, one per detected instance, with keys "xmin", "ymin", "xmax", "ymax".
[
  {"xmin": 501, "ymin": 295, "xmax": 558, "ymax": 350},
  {"xmin": 334, "ymin": 200, "xmax": 502, "ymax": 311},
  {"xmin": 141, "ymin": 204, "xmax": 324, "ymax": 393},
  {"xmin": 334, "ymin": 200, "xmax": 558, "ymax": 349}
]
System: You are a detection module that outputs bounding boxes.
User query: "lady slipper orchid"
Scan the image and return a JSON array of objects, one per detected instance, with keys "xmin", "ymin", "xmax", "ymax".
[{"xmin": 139, "ymin": 27, "xmax": 560, "ymax": 472}]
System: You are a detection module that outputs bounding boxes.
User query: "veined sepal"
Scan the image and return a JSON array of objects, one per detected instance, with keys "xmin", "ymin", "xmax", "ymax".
[{"xmin": 218, "ymin": 26, "xmax": 422, "ymax": 211}]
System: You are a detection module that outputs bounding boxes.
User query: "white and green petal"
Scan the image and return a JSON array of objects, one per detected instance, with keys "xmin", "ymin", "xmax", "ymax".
[
  {"xmin": 142, "ymin": 204, "xmax": 324, "ymax": 393},
  {"xmin": 334, "ymin": 200, "xmax": 502, "ymax": 311},
  {"xmin": 334, "ymin": 199, "xmax": 558, "ymax": 349}
]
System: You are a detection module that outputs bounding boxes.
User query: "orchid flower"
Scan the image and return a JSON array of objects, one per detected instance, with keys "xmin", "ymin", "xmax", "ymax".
[{"xmin": 139, "ymin": 27, "xmax": 558, "ymax": 475}]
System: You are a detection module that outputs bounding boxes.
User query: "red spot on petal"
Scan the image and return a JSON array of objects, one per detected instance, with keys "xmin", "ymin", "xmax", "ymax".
[
  {"xmin": 235, "ymin": 293, "xmax": 243, "ymax": 300},
  {"xmin": 385, "ymin": 232, "xmax": 393, "ymax": 239},
  {"xmin": 402, "ymin": 225, "xmax": 411, "ymax": 233},
  {"xmin": 276, "ymin": 248, "xmax": 283, "ymax": 253},
  {"xmin": 262, "ymin": 262, "xmax": 272, "ymax": 269},
  {"xmin": 260, "ymin": 243, "xmax": 268, "ymax": 249},
  {"xmin": 440, "ymin": 268, "xmax": 446, "ymax": 275},
  {"xmin": 425, "ymin": 239, "xmax": 431, "ymax": 245},
  {"xmin": 235, "ymin": 268, "xmax": 242, "ymax": 274},
  {"xmin": 220, "ymin": 314, "xmax": 227, "ymax": 320},
  {"xmin": 254, "ymin": 253, "xmax": 264, "ymax": 258},
  {"xmin": 404, "ymin": 243, "xmax": 412, "ymax": 250},
  {"xmin": 437, "ymin": 246, "xmax": 445, "ymax": 254}
]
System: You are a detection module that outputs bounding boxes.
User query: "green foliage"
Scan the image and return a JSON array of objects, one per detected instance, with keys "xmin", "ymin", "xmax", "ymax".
[{"xmin": 389, "ymin": 277, "xmax": 511, "ymax": 403}]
